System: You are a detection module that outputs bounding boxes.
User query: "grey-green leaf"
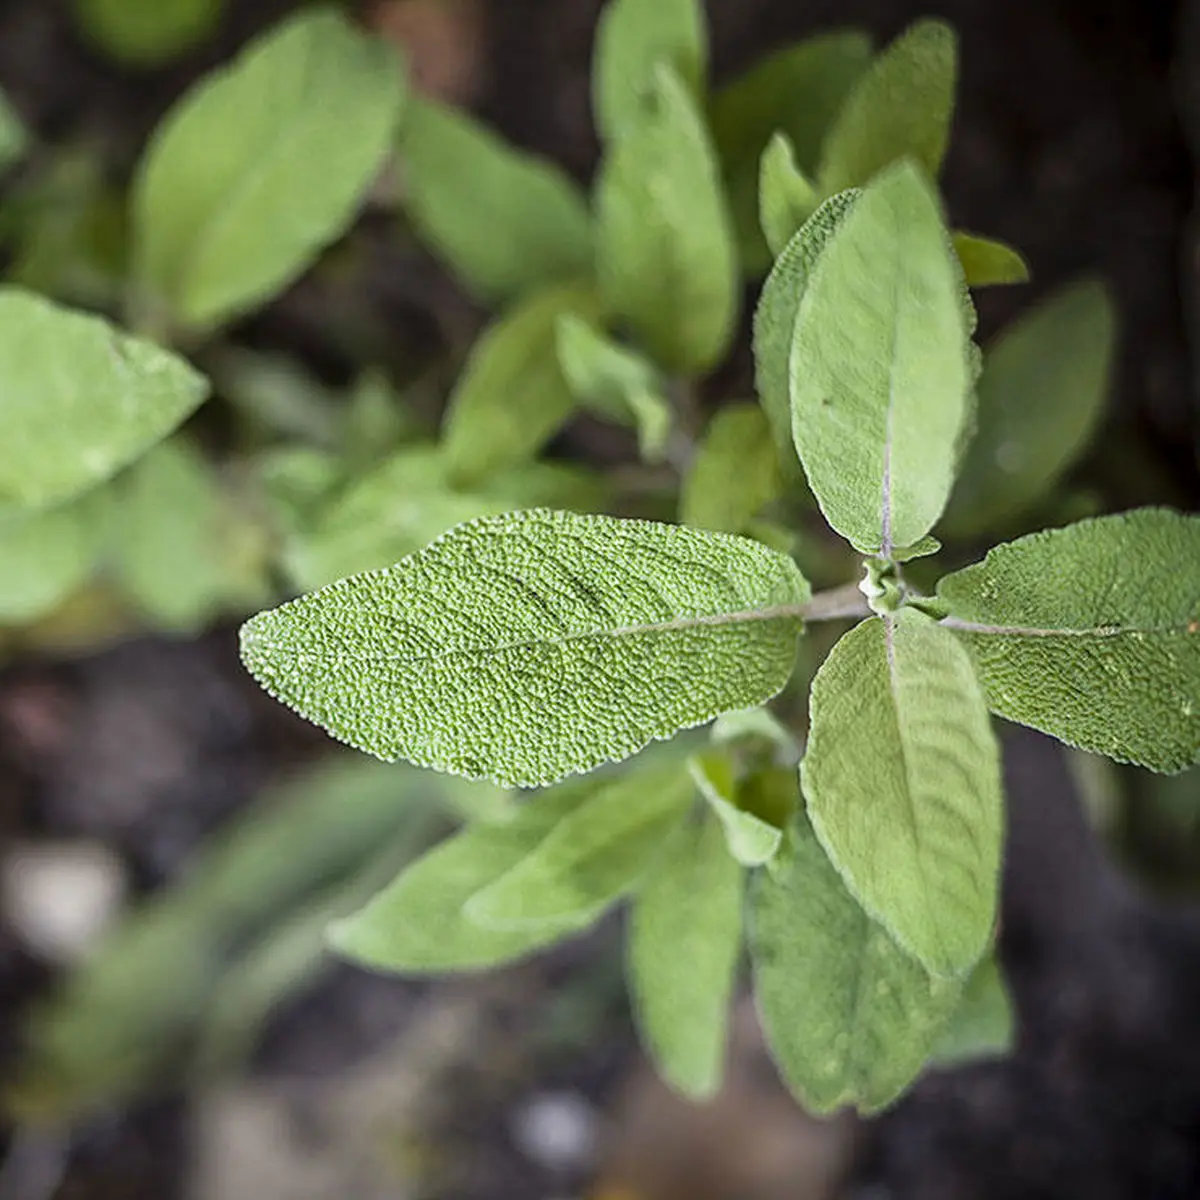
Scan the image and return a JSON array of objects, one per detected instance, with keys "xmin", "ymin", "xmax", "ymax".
[
  {"xmin": 595, "ymin": 63, "xmax": 738, "ymax": 374},
  {"xmin": 933, "ymin": 952, "xmax": 1015, "ymax": 1066},
  {"xmin": 936, "ymin": 509, "xmax": 1200, "ymax": 773},
  {"xmin": 592, "ymin": 0, "xmax": 707, "ymax": 144},
  {"xmin": 133, "ymin": 8, "xmax": 405, "ymax": 330},
  {"xmin": 749, "ymin": 811, "xmax": 961, "ymax": 1114},
  {"xmin": 953, "ymin": 232, "xmax": 1030, "ymax": 288},
  {"xmin": 443, "ymin": 283, "xmax": 598, "ymax": 486},
  {"xmin": 801, "ymin": 610, "xmax": 1003, "ymax": 976},
  {"xmin": 689, "ymin": 751, "xmax": 782, "ymax": 866},
  {"xmin": 329, "ymin": 776, "xmax": 601, "ymax": 974},
  {"xmin": 467, "ymin": 760, "xmax": 693, "ymax": 928},
  {"xmin": 401, "ymin": 96, "xmax": 592, "ymax": 304},
  {"xmin": 0, "ymin": 288, "xmax": 208, "ymax": 510},
  {"xmin": 753, "ymin": 189, "xmax": 860, "ymax": 469},
  {"xmin": 555, "ymin": 314, "xmax": 672, "ymax": 461},
  {"xmin": 789, "ymin": 162, "xmax": 973, "ymax": 555},
  {"xmin": 942, "ymin": 280, "xmax": 1115, "ymax": 538},
  {"xmin": 817, "ymin": 19, "xmax": 957, "ymax": 195},
  {"xmin": 681, "ymin": 402, "xmax": 782, "ymax": 534},
  {"xmin": 710, "ymin": 30, "xmax": 872, "ymax": 275},
  {"xmin": 240, "ymin": 510, "xmax": 811, "ymax": 787},
  {"xmin": 759, "ymin": 133, "xmax": 819, "ymax": 258},
  {"xmin": 628, "ymin": 812, "xmax": 742, "ymax": 1098},
  {"xmin": 74, "ymin": 0, "xmax": 227, "ymax": 66},
  {"xmin": 0, "ymin": 88, "xmax": 30, "ymax": 171}
]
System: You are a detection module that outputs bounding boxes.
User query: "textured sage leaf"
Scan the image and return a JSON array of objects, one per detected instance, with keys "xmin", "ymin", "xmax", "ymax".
[
  {"xmin": 936, "ymin": 509, "xmax": 1200, "ymax": 773},
  {"xmin": 710, "ymin": 30, "xmax": 871, "ymax": 275},
  {"xmin": 0, "ymin": 88, "xmax": 29, "ymax": 171},
  {"xmin": 628, "ymin": 812, "xmax": 742, "ymax": 1098},
  {"xmin": 442, "ymin": 283, "xmax": 598, "ymax": 486},
  {"xmin": 953, "ymin": 233, "xmax": 1030, "ymax": 288},
  {"xmin": 753, "ymin": 190, "xmax": 859, "ymax": 470},
  {"xmin": 595, "ymin": 63, "xmax": 738, "ymax": 375},
  {"xmin": 284, "ymin": 445, "xmax": 607, "ymax": 590},
  {"xmin": 682, "ymin": 402, "xmax": 781, "ymax": 534},
  {"xmin": 759, "ymin": 134, "xmax": 819, "ymax": 258},
  {"xmin": 0, "ymin": 494, "xmax": 109, "ymax": 624},
  {"xmin": 750, "ymin": 811, "xmax": 961, "ymax": 1114},
  {"xmin": 818, "ymin": 19, "xmax": 956, "ymax": 196},
  {"xmin": 933, "ymin": 952, "xmax": 1014, "ymax": 1066},
  {"xmin": 467, "ymin": 760, "xmax": 693, "ymax": 928},
  {"xmin": 689, "ymin": 752, "xmax": 782, "ymax": 866},
  {"xmin": 112, "ymin": 438, "xmax": 267, "ymax": 631},
  {"xmin": 401, "ymin": 96, "xmax": 592, "ymax": 304},
  {"xmin": 74, "ymin": 0, "xmax": 226, "ymax": 65},
  {"xmin": 240, "ymin": 510, "xmax": 810, "ymax": 787},
  {"xmin": 133, "ymin": 9, "xmax": 405, "ymax": 330},
  {"xmin": 329, "ymin": 778, "xmax": 603, "ymax": 974},
  {"xmin": 555, "ymin": 314, "xmax": 672, "ymax": 461},
  {"xmin": 802, "ymin": 610, "xmax": 1003, "ymax": 976},
  {"xmin": 943, "ymin": 280, "xmax": 1115, "ymax": 538},
  {"xmin": 592, "ymin": 0, "xmax": 707, "ymax": 144},
  {"xmin": 789, "ymin": 163, "xmax": 973, "ymax": 555},
  {"xmin": 0, "ymin": 288, "xmax": 208, "ymax": 510}
]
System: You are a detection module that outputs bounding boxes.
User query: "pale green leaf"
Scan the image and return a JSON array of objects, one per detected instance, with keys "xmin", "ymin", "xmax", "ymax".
[
  {"xmin": 942, "ymin": 280, "xmax": 1115, "ymax": 538},
  {"xmin": 682, "ymin": 402, "xmax": 781, "ymax": 534},
  {"xmin": 953, "ymin": 232, "xmax": 1030, "ymax": 288},
  {"xmin": 0, "ymin": 88, "xmax": 30, "ymax": 172},
  {"xmin": 240, "ymin": 509, "xmax": 811, "ymax": 787},
  {"xmin": 555, "ymin": 314, "xmax": 671, "ymax": 461},
  {"xmin": 933, "ymin": 952, "xmax": 1014, "ymax": 1066},
  {"xmin": 710, "ymin": 30, "xmax": 872, "ymax": 275},
  {"xmin": 0, "ymin": 493, "xmax": 110, "ymax": 624},
  {"xmin": 801, "ymin": 610, "xmax": 1003, "ymax": 976},
  {"xmin": 74, "ymin": 0, "xmax": 226, "ymax": 65},
  {"xmin": 689, "ymin": 751, "xmax": 782, "ymax": 866},
  {"xmin": 749, "ymin": 811, "xmax": 961, "ymax": 1114},
  {"xmin": 628, "ymin": 812, "xmax": 742, "ymax": 1097},
  {"xmin": 467, "ymin": 760, "xmax": 693, "ymax": 928},
  {"xmin": 330, "ymin": 778, "xmax": 603, "ymax": 974},
  {"xmin": 442, "ymin": 282, "xmax": 598, "ymax": 486},
  {"xmin": 401, "ymin": 96, "xmax": 592, "ymax": 304},
  {"xmin": 111, "ymin": 438, "xmax": 267, "ymax": 631},
  {"xmin": 818, "ymin": 19, "xmax": 957, "ymax": 195},
  {"xmin": 936, "ymin": 509, "xmax": 1200, "ymax": 773},
  {"xmin": 0, "ymin": 288, "xmax": 208, "ymax": 510},
  {"xmin": 711, "ymin": 706, "xmax": 800, "ymax": 763},
  {"xmin": 759, "ymin": 133, "xmax": 818, "ymax": 258},
  {"xmin": 595, "ymin": 63, "xmax": 738, "ymax": 374},
  {"xmin": 133, "ymin": 8, "xmax": 405, "ymax": 330},
  {"xmin": 789, "ymin": 162, "xmax": 973, "ymax": 555},
  {"xmin": 592, "ymin": 0, "xmax": 707, "ymax": 144}
]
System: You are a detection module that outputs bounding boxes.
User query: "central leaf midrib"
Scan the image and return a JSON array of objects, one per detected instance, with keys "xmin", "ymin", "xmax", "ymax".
[{"xmin": 941, "ymin": 617, "xmax": 1194, "ymax": 639}]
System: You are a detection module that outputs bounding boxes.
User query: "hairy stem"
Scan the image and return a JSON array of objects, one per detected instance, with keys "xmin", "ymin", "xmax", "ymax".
[{"xmin": 802, "ymin": 581, "xmax": 871, "ymax": 623}]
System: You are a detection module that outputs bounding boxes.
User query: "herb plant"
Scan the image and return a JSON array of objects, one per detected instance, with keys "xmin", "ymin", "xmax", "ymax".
[{"xmin": 2, "ymin": 0, "xmax": 1195, "ymax": 1119}]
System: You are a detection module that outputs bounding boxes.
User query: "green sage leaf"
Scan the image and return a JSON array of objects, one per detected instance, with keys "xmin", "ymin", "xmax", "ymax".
[
  {"xmin": 0, "ymin": 88, "xmax": 30, "ymax": 172},
  {"xmin": 936, "ymin": 509, "xmax": 1200, "ymax": 773},
  {"xmin": 689, "ymin": 751, "xmax": 783, "ymax": 866},
  {"xmin": 681, "ymin": 402, "xmax": 781, "ymax": 534},
  {"xmin": 749, "ymin": 811, "xmax": 961, "ymax": 1114},
  {"xmin": 933, "ymin": 952, "xmax": 1014, "ymax": 1066},
  {"xmin": 943, "ymin": 280, "xmax": 1115, "ymax": 538},
  {"xmin": 133, "ymin": 8, "xmax": 405, "ymax": 330},
  {"xmin": 595, "ymin": 63, "xmax": 738, "ymax": 374},
  {"xmin": 401, "ymin": 96, "xmax": 592, "ymax": 304},
  {"xmin": 0, "ymin": 288, "xmax": 208, "ymax": 510},
  {"xmin": 74, "ymin": 0, "xmax": 226, "ymax": 66},
  {"xmin": 953, "ymin": 232, "xmax": 1030, "ymax": 288},
  {"xmin": 628, "ymin": 812, "xmax": 742, "ymax": 1098},
  {"xmin": 759, "ymin": 133, "xmax": 819, "ymax": 258},
  {"xmin": 789, "ymin": 162, "xmax": 973, "ymax": 555},
  {"xmin": 802, "ymin": 610, "xmax": 1003, "ymax": 976},
  {"xmin": 240, "ymin": 510, "xmax": 810, "ymax": 787},
  {"xmin": 592, "ymin": 0, "xmax": 707, "ymax": 144},
  {"xmin": 817, "ymin": 19, "xmax": 956, "ymax": 195}
]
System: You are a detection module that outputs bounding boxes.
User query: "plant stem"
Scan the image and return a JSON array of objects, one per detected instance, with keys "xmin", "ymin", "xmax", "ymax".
[{"xmin": 801, "ymin": 581, "xmax": 870, "ymax": 623}]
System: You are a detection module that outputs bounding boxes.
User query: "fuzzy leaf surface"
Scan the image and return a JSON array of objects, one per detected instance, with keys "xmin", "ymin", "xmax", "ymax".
[
  {"xmin": 801, "ymin": 610, "xmax": 1003, "ymax": 976},
  {"xmin": 401, "ymin": 96, "xmax": 592, "ymax": 304},
  {"xmin": 933, "ymin": 952, "xmax": 1014, "ymax": 1065},
  {"xmin": 628, "ymin": 813, "xmax": 742, "ymax": 1097},
  {"xmin": 937, "ymin": 509, "xmax": 1200, "ymax": 772},
  {"xmin": 750, "ymin": 811, "xmax": 961, "ymax": 1114},
  {"xmin": 240, "ymin": 510, "xmax": 811, "ymax": 787},
  {"xmin": 0, "ymin": 288, "xmax": 208, "ymax": 510},
  {"xmin": 758, "ymin": 133, "xmax": 819, "ymax": 257},
  {"xmin": 133, "ymin": 9, "xmax": 405, "ymax": 329},
  {"xmin": 789, "ymin": 163, "xmax": 972, "ymax": 555}
]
